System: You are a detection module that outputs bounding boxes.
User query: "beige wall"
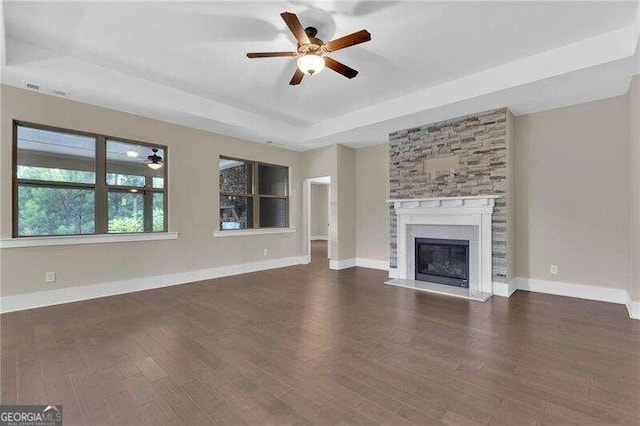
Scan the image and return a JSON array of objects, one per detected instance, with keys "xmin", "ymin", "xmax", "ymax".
[
  {"xmin": 300, "ymin": 144, "xmax": 357, "ymax": 262},
  {"xmin": 0, "ymin": 85, "xmax": 305, "ymax": 297},
  {"xmin": 336, "ymin": 145, "xmax": 356, "ymax": 261},
  {"xmin": 310, "ymin": 184, "xmax": 328, "ymax": 238},
  {"xmin": 301, "ymin": 145, "xmax": 338, "ymax": 259},
  {"xmin": 355, "ymin": 144, "xmax": 389, "ymax": 262},
  {"xmin": 3, "ymin": 84, "xmax": 635, "ymax": 300},
  {"xmin": 630, "ymin": 75, "xmax": 640, "ymax": 300},
  {"xmin": 514, "ymin": 95, "xmax": 630, "ymax": 289}
]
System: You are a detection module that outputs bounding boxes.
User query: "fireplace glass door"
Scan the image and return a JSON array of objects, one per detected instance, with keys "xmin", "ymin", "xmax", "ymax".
[{"xmin": 415, "ymin": 238, "xmax": 469, "ymax": 288}]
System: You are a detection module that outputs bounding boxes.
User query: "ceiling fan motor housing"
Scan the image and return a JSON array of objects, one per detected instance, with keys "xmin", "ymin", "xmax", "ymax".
[{"xmin": 298, "ymin": 27, "xmax": 325, "ymax": 55}]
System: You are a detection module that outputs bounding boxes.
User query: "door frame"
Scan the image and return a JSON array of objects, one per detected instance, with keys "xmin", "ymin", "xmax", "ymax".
[{"xmin": 305, "ymin": 176, "xmax": 332, "ymax": 260}]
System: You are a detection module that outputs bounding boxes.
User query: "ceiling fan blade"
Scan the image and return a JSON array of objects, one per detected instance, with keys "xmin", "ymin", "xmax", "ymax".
[
  {"xmin": 324, "ymin": 57, "xmax": 358, "ymax": 79},
  {"xmin": 289, "ymin": 68, "xmax": 304, "ymax": 85},
  {"xmin": 246, "ymin": 51, "xmax": 298, "ymax": 58},
  {"xmin": 324, "ymin": 29, "xmax": 371, "ymax": 52},
  {"xmin": 280, "ymin": 12, "xmax": 310, "ymax": 44}
]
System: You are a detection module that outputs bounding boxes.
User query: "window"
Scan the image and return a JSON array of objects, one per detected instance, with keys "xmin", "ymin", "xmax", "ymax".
[
  {"xmin": 219, "ymin": 157, "xmax": 288, "ymax": 230},
  {"xmin": 13, "ymin": 122, "xmax": 168, "ymax": 237}
]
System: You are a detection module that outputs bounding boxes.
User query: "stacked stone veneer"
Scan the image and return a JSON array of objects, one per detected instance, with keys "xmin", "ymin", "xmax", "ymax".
[{"xmin": 389, "ymin": 108, "xmax": 512, "ymax": 282}]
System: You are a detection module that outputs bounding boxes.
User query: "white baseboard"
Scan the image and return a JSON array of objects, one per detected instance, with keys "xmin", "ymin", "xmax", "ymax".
[
  {"xmin": 493, "ymin": 279, "xmax": 516, "ymax": 298},
  {"xmin": 329, "ymin": 258, "xmax": 356, "ymax": 270},
  {"xmin": 0, "ymin": 255, "xmax": 308, "ymax": 314},
  {"xmin": 328, "ymin": 258, "xmax": 389, "ymax": 271},
  {"xmin": 626, "ymin": 293, "xmax": 640, "ymax": 319},
  {"xmin": 515, "ymin": 277, "xmax": 629, "ymax": 305},
  {"xmin": 355, "ymin": 258, "xmax": 389, "ymax": 271},
  {"xmin": 311, "ymin": 236, "xmax": 328, "ymax": 241},
  {"xmin": 5, "ymin": 260, "xmax": 638, "ymax": 321},
  {"xmin": 516, "ymin": 277, "xmax": 639, "ymax": 320}
]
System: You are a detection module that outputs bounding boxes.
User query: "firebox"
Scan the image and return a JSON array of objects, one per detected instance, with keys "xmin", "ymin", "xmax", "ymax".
[{"xmin": 415, "ymin": 238, "xmax": 470, "ymax": 288}]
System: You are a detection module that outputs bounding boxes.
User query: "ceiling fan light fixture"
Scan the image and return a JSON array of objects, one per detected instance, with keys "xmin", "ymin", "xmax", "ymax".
[
  {"xmin": 147, "ymin": 148, "xmax": 163, "ymax": 170},
  {"xmin": 297, "ymin": 54, "xmax": 325, "ymax": 75}
]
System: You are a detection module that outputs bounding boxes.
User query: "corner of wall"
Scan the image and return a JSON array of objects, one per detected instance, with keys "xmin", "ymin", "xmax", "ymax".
[
  {"xmin": 629, "ymin": 75, "xmax": 640, "ymax": 303},
  {"xmin": 336, "ymin": 144, "xmax": 357, "ymax": 261},
  {"xmin": 506, "ymin": 109, "xmax": 516, "ymax": 281}
]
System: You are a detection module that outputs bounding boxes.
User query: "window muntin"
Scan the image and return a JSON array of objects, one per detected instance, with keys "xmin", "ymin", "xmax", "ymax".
[
  {"xmin": 219, "ymin": 157, "xmax": 288, "ymax": 230},
  {"xmin": 17, "ymin": 165, "xmax": 95, "ymax": 184},
  {"xmin": 13, "ymin": 122, "xmax": 168, "ymax": 237}
]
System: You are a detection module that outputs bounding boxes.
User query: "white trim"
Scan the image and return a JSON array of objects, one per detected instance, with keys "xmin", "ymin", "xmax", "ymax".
[
  {"xmin": 388, "ymin": 268, "xmax": 399, "ymax": 279},
  {"xmin": 493, "ymin": 280, "xmax": 517, "ymax": 298},
  {"xmin": 213, "ymin": 228, "xmax": 296, "ymax": 237},
  {"xmin": 308, "ymin": 176, "xmax": 330, "ymax": 184},
  {"xmin": 329, "ymin": 258, "xmax": 356, "ymax": 270},
  {"xmin": 305, "ymin": 176, "xmax": 333, "ymax": 261},
  {"xmin": 0, "ymin": 255, "xmax": 308, "ymax": 313},
  {"xmin": 311, "ymin": 235, "xmax": 328, "ymax": 241},
  {"xmin": 626, "ymin": 294, "xmax": 640, "ymax": 320},
  {"xmin": 515, "ymin": 277, "xmax": 629, "ymax": 305},
  {"xmin": 355, "ymin": 258, "xmax": 389, "ymax": 271},
  {"xmin": 386, "ymin": 278, "xmax": 492, "ymax": 302},
  {"xmin": 387, "ymin": 195, "xmax": 502, "ymax": 204},
  {"xmin": 0, "ymin": 232, "xmax": 178, "ymax": 249}
]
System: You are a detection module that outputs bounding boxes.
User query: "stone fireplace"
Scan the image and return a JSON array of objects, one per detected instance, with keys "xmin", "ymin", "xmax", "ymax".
[
  {"xmin": 388, "ymin": 108, "xmax": 515, "ymax": 299},
  {"xmin": 387, "ymin": 196, "xmax": 499, "ymax": 301}
]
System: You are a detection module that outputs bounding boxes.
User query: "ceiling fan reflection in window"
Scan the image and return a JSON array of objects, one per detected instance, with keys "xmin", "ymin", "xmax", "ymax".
[{"xmin": 246, "ymin": 12, "xmax": 371, "ymax": 85}]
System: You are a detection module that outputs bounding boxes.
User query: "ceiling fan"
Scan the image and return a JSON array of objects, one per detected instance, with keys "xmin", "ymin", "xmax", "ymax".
[{"xmin": 246, "ymin": 12, "xmax": 371, "ymax": 85}]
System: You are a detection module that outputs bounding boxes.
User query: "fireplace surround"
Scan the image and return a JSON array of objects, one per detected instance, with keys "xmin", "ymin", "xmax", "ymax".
[{"xmin": 386, "ymin": 195, "xmax": 500, "ymax": 301}]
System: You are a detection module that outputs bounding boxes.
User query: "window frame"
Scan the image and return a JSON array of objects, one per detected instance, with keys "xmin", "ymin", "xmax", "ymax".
[
  {"xmin": 12, "ymin": 120, "xmax": 169, "ymax": 238},
  {"xmin": 219, "ymin": 155, "xmax": 289, "ymax": 230}
]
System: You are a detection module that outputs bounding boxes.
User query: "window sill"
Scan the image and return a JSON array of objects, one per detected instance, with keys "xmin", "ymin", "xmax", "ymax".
[
  {"xmin": 213, "ymin": 228, "xmax": 296, "ymax": 237},
  {"xmin": 0, "ymin": 232, "xmax": 178, "ymax": 248}
]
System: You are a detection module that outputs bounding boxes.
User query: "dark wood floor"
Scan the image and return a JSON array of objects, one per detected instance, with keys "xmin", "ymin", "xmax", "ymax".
[{"xmin": 1, "ymin": 241, "xmax": 639, "ymax": 425}]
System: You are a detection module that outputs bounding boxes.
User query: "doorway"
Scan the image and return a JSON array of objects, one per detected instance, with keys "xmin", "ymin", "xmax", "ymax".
[{"xmin": 305, "ymin": 176, "xmax": 331, "ymax": 265}]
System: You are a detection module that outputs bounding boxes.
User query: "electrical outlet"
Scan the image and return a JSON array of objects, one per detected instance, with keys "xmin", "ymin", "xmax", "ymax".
[
  {"xmin": 45, "ymin": 271, "xmax": 56, "ymax": 283},
  {"xmin": 550, "ymin": 264, "xmax": 559, "ymax": 275},
  {"xmin": 263, "ymin": 248, "xmax": 268, "ymax": 256}
]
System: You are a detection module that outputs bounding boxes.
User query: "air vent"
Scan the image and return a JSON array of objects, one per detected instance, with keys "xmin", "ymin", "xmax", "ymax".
[
  {"xmin": 23, "ymin": 82, "xmax": 68, "ymax": 97},
  {"xmin": 51, "ymin": 89, "xmax": 68, "ymax": 97}
]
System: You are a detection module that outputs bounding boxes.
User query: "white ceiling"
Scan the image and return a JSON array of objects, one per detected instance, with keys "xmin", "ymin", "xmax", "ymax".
[{"xmin": 2, "ymin": 1, "xmax": 640, "ymax": 151}]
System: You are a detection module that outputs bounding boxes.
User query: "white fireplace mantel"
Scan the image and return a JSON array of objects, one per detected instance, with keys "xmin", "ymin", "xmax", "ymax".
[
  {"xmin": 387, "ymin": 195, "xmax": 501, "ymax": 301},
  {"xmin": 388, "ymin": 195, "xmax": 501, "ymax": 215}
]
